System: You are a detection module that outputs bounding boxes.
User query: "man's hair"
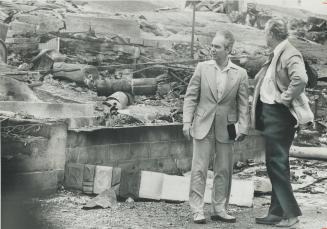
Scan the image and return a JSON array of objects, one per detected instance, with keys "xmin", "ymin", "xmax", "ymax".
[
  {"xmin": 215, "ymin": 29, "xmax": 235, "ymax": 51},
  {"xmin": 265, "ymin": 18, "xmax": 288, "ymax": 41}
]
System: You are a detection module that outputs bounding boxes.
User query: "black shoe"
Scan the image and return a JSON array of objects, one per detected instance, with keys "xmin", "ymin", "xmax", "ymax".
[
  {"xmin": 211, "ymin": 212, "xmax": 236, "ymax": 223},
  {"xmin": 255, "ymin": 214, "xmax": 282, "ymax": 225}
]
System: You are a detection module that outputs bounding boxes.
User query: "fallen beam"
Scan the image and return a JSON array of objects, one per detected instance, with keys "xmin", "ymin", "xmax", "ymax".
[{"xmin": 290, "ymin": 146, "xmax": 327, "ymax": 160}]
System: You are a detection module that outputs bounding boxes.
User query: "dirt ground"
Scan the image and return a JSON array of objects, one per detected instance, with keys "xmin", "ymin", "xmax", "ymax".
[{"xmin": 2, "ymin": 187, "xmax": 327, "ymax": 229}]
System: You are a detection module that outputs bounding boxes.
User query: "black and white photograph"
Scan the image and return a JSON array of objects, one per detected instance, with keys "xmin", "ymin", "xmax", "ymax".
[{"xmin": 1, "ymin": 0, "xmax": 327, "ymax": 228}]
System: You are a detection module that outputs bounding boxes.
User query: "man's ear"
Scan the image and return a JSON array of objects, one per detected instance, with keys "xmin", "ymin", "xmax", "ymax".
[{"xmin": 227, "ymin": 47, "xmax": 233, "ymax": 54}]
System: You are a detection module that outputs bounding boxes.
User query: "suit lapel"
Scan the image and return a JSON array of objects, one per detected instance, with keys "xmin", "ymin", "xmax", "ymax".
[{"xmin": 204, "ymin": 64, "xmax": 218, "ymax": 102}]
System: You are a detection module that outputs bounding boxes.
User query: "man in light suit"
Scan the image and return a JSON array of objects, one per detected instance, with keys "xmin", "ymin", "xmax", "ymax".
[
  {"xmin": 183, "ymin": 30, "xmax": 249, "ymax": 224},
  {"xmin": 252, "ymin": 18, "xmax": 313, "ymax": 227}
]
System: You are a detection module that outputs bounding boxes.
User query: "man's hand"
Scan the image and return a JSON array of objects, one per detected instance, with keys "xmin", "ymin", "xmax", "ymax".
[
  {"xmin": 183, "ymin": 123, "xmax": 192, "ymax": 140},
  {"xmin": 235, "ymin": 133, "xmax": 246, "ymax": 141}
]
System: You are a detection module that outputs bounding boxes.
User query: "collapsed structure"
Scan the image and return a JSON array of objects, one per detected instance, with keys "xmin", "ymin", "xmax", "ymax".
[{"xmin": 0, "ymin": 0, "xmax": 326, "ymax": 200}]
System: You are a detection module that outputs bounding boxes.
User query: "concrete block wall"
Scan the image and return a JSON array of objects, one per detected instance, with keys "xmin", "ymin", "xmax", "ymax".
[
  {"xmin": 66, "ymin": 125, "xmax": 192, "ymax": 175},
  {"xmin": 66, "ymin": 125, "xmax": 265, "ymax": 175},
  {"xmin": 1, "ymin": 120, "xmax": 67, "ymax": 196}
]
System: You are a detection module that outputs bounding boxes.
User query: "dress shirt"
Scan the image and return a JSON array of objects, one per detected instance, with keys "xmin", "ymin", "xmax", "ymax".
[
  {"xmin": 208, "ymin": 59, "xmax": 232, "ymax": 101},
  {"xmin": 260, "ymin": 39, "xmax": 288, "ymax": 104}
]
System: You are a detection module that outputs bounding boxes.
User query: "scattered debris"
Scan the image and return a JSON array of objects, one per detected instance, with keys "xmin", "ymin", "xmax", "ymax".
[{"xmin": 82, "ymin": 188, "xmax": 117, "ymax": 210}]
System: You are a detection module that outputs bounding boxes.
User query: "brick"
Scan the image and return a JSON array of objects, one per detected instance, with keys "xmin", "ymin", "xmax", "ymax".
[
  {"xmin": 119, "ymin": 169, "xmax": 141, "ymax": 199},
  {"xmin": 116, "ymin": 128, "xmax": 142, "ymax": 143},
  {"xmin": 130, "ymin": 143, "xmax": 150, "ymax": 159},
  {"xmin": 138, "ymin": 159, "xmax": 159, "ymax": 171},
  {"xmin": 83, "ymin": 164, "xmax": 96, "ymax": 182},
  {"xmin": 150, "ymin": 142, "xmax": 170, "ymax": 159},
  {"xmin": 77, "ymin": 147, "xmax": 88, "ymax": 164},
  {"xmin": 170, "ymin": 141, "xmax": 187, "ymax": 158},
  {"xmin": 66, "ymin": 147, "xmax": 79, "ymax": 163},
  {"xmin": 157, "ymin": 158, "xmax": 177, "ymax": 174},
  {"xmin": 112, "ymin": 167, "xmax": 121, "ymax": 187},
  {"xmin": 169, "ymin": 125, "xmax": 184, "ymax": 140},
  {"xmin": 117, "ymin": 161, "xmax": 139, "ymax": 171},
  {"xmin": 83, "ymin": 181, "xmax": 93, "ymax": 194},
  {"xmin": 139, "ymin": 171, "xmax": 164, "ymax": 200},
  {"xmin": 86, "ymin": 145, "xmax": 108, "ymax": 164},
  {"xmin": 64, "ymin": 163, "xmax": 85, "ymax": 190},
  {"xmin": 176, "ymin": 157, "xmax": 192, "ymax": 171},
  {"xmin": 161, "ymin": 175, "xmax": 190, "ymax": 201},
  {"xmin": 157, "ymin": 127, "xmax": 172, "ymax": 141},
  {"xmin": 93, "ymin": 165, "xmax": 113, "ymax": 194},
  {"xmin": 139, "ymin": 129, "xmax": 158, "ymax": 142},
  {"xmin": 109, "ymin": 144, "xmax": 131, "ymax": 161}
]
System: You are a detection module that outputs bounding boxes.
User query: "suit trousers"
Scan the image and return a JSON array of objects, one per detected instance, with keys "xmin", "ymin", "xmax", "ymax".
[
  {"xmin": 260, "ymin": 103, "xmax": 302, "ymax": 218},
  {"xmin": 189, "ymin": 125, "xmax": 234, "ymax": 214}
]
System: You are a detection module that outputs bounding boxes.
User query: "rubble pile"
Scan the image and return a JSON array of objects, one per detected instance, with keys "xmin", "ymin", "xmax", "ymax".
[{"xmin": 0, "ymin": 0, "xmax": 326, "ymax": 129}]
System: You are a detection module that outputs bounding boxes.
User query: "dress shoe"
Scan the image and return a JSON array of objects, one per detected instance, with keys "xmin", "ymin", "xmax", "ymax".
[
  {"xmin": 255, "ymin": 214, "xmax": 282, "ymax": 225},
  {"xmin": 275, "ymin": 217, "xmax": 299, "ymax": 227},
  {"xmin": 193, "ymin": 212, "xmax": 206, "ymax": 224},
  {"xmin": 211, "ymin": 211, "xmax": 236, "ymax": 223}
]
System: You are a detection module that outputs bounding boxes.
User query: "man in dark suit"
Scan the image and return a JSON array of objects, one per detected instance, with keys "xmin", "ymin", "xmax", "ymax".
[
  {"xmin": 252, "ymin": 18, "xmax": 314, "ymax": 227},
  {"xmin": 183, "ymin": 30, "xmax": 249, "ymax": 224}
]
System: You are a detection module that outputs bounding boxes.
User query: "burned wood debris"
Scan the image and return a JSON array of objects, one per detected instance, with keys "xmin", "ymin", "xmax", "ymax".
[{"xmin": 0, "ymin": 0, "xmax": 326, "ymax": 130}]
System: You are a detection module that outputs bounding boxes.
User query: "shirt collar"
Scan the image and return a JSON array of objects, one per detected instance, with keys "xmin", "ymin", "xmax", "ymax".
[
  {"xmin": 273, "ymin": 39, "xmax": 288, "ymax": 56},
  {"xmin": 208, "ymin": 59, "xmax": 236, "ymax": 72}
]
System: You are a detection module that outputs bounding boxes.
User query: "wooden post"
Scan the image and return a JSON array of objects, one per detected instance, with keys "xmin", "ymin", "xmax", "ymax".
[{"xmin": 190, "ymin": 2, "xmax": 196, "ymax": 59}]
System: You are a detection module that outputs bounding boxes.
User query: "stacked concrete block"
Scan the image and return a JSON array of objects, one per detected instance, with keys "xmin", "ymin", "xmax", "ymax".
[
  {"xmin": 93, "ymin": 166, "xmax": 113, "ymax": 194},
  {"xmin": 118, "ymin": 170, "xmax": 254, "ymax": 207},
  {"xmin": 139, "ymin": 171, "xmax": 164, "ymax": 200},
  {"xmin": 119, "ymin": 168, "xmax": 141, "ymax": 199},
  {"xmin": 66, "ymin": 125, "xmax": 193, "ymax": 175},
  {"xmin": 83, "ymin": 164, "xmax": 96, "ymax": 194},
  {"xmin": 64, "ymin": 163, "xmax": 85, "ymax": 190},
  {"xmin": 66, "ymin": 125, "xmax": 265, "ymax": 180},
  {"xmin": 64, "ymin": 163, "xmax": 121, "ymax": 195},
  {"xmin": 161, "ymin": 174, "xmax": 190, "ymax": 201},
  {"xmin": 204, "ymin": 178, "xmax": 254, "ymax": 207}
]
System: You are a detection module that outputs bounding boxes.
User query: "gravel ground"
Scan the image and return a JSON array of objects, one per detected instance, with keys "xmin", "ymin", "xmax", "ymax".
[{"xmin": 3, "ymin": 187, "xmax": 327, "ymax": 229}]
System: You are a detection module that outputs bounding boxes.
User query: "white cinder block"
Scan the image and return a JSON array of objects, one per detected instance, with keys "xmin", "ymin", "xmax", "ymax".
[
  {"xmin": 93, "ymin": 166, "xmax": 113, "ymax": 194},
  {"xmin": 161, "ymin": 175, "xmax": 190, "ymax": 201},
  {"xmin": 139, "ymin": 171, "xmax": 164, "ymax": 200},
  {"xmin": 204, "ymin": 178, "xmax": 254, "ymax": 207}
]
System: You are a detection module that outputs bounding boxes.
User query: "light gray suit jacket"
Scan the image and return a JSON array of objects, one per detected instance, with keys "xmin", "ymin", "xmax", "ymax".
[
  {"xmin": 251, "ymin": 40, "xmax": 313, "ymax": 129},
  {"xmin": 183, "ymin": 60, "xmax": 249, "ymax": 143}
]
